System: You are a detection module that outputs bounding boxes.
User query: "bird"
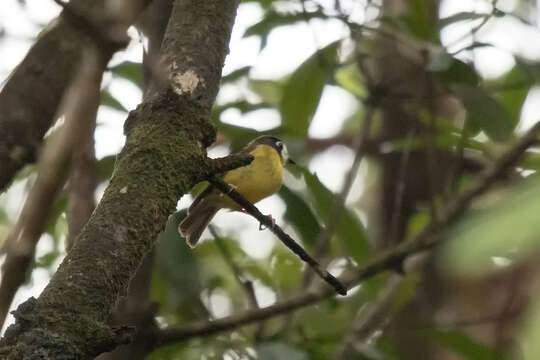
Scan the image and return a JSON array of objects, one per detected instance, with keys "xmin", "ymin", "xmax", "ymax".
[{"xmin": 179, "ymin": 135, "xmax": 294, "ymax": 247}]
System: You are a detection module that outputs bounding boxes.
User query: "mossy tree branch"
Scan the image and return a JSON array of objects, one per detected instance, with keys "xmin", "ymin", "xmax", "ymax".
[{"xmin": 0, "ymin": 0, "xmax": 242, "ymax": 358}]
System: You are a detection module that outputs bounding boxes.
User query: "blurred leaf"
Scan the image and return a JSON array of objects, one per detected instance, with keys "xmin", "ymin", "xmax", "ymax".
[
  {"xmin": 216, "ymin": 123, "xmax": 267, "ymax": 151},
  {"xmin": 109, "ymin": 61, "xmax": 143, "ymax": 88},
  {"xmin": 213, "ymin": 100, "xmax": 272, "ymax": 123},
  {"xmin": 431, "ymin": 56, "xmax": 479, "ymax": 86},
  {"xmin": 299, "ymin": 167, "xmax": 370, "ymax": 263},
  {"xmin": 270, "ymin": 247, "xmax": 302, "ymax": 290},
  {"xmin": 407, "ymin": 211, "xmax": 430, "ymax": 238},
  {"xmin": 222, "ymin": 66, "xmax": 251, "ymax": 83},
  {"xmin": 279, "ymin": 186, "xmax": 321, "ymax": 247},
  {"xmin": 96, "ymin": 155, "xmax": 117, "ymax": 180},
  {"xmin": 249, "ymin": 79, "xmax": 283, "ymax": 106},
  {"xmin": 438, "ymin": 12, "xmax": 488, "ymax": 28},
  {"xmin": 153, "ymin": 211, "xmax": 202, "ymax": 315},
  {"xmin": 400, "ymin": 0, "xmax": 437, "ymax": 41},
  {"xmin": 432, "ymin": 330, "xmax": 507, "ymax": 360},
  {"xmin": 100, "ymin": 90, "xmax": 127, "ymax": 112},
  {"xmin": 280, "ymin": 41, "xmax": 339, "ymax": 137},
  {"xmin": 444, "ymin": 176, "xmax": 540, "ymax": 274},
  {"xmin": 335, "ymin": 64, "xmax": 367, "ymax": 97},
  {"xmin": 36, "ymin": 251, "xmax": 59, "ymax": 268},
  {"xmin": 390, "ymin": 273, "xmax": 420, "ymax": 312},
  {"xmin": 258, "ymin": 342, "xmax": 309, "ymax": 360},
  {"xmin": 244, "ymin": 10, "xmax": 327, "ymax": 49},
  {"xmin": 45, "ymin": 197, "xmax": 66, "ymax": 237},
  {"xmin": 451, "ymin": 84, "xmax": 514, "ymax": 141},
  {"xmin": 520, "ymin": 151, "xmax": 540, "ymax": 171},
  {"xmin": 488, "ymin": 64, "xmax": 532, "ymax": 125},
  {"xmin": 518, "ymin": 59, "xmax": 540, "ymax": 82}
]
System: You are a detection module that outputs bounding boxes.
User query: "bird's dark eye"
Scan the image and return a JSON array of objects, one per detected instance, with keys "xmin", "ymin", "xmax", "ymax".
[{"xmin": 276, "ymin": 141, "xmax": 283, "ymax": 150}]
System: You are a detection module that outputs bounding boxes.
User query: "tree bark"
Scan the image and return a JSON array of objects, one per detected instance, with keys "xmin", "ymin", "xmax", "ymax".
[
  {"xmin": 0, "ymin": 0, "xmax": 243, "ymax": 358},
  {"xmin": 0, "ymin": 0, "xmax": 149, "ymax": 193}
]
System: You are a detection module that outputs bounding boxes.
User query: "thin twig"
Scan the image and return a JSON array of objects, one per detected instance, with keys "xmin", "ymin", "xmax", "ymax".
[
  {"xmin": 207, "ymin": 176, "xmax": 348, "ymax": 296},
  {"xmin": 155, "ymin": 121, "xmax": 540, "ymax": 346},
  {"xmin": 209, "ymin": 226, "xmax": 259, "ymax": 309},
  {"xmin": 209, "ymin": 225, "xmax": 266, "ymax": 341},
  {"xmin": 303, "ymin": 106, "xmax": 374, "ymax": 286},
  {"xmin": 388, "ymin": 130, "xmax": 415, "ymax": 245}
]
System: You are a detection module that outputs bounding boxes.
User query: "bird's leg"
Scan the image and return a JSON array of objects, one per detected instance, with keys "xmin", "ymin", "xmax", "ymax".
[{"xmin": 259, "ymin": 214, "xmax": 276, "ymax": 231}]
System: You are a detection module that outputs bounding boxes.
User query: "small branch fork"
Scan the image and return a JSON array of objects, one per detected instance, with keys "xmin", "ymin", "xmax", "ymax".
[
  {"xmin": 156, "ymin": 120, "xmax": 540, "ymax": 346},
  {"xmin": 208, "ymin": 176, "xmax": 348, "ymax": 296}
]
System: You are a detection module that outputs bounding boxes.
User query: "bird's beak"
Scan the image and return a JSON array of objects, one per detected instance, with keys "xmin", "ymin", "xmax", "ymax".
[{"xmin": 287, "ymin": 158, "xmax": 296, "ymax": 165}]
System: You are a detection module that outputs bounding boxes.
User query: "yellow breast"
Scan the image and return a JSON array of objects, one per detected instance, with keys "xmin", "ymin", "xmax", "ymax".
[{"xmin": 218, "ymin": 144, "xmax": 283, "ymax": 210}]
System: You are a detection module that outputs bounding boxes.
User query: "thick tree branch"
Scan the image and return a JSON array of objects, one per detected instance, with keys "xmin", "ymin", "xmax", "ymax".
[
  {"xmin": 0, "ymin": 0, "xmax": 242, "ymax": 358},
  {"xmin": 155, "ymin": 121, "xmax": 540, "ymax": 345},
  {"xmin": 0, "ymin": 0, "xmax": 149, "ymax": 193}
]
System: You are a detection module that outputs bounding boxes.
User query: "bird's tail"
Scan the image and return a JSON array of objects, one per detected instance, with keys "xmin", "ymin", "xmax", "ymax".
[{"xmin": 179, "ymin": 200, "xmax": 219, "ymax": 247}]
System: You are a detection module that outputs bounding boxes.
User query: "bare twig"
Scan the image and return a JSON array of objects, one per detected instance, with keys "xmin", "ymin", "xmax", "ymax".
[
  {"xmin": 155, "ymin": 121, "xmax": 540, "ymax": 346},
  {"xmin": 208, "ymin": 176, "xmax": 348, "ymax": 296},
  {"xmin": 209, "ymin": 225, "xmax": 266, "ymax": 341},
  {"xmin": 209, "ymin": 225, "xmax": 259, "ymax": 309},
  {"xmin": 388, "ymin": 130, "xmax": 415, "ymax": 245},
  {"xmin": 0, "ymin": 51, "xmax": 102, "ymax": 331}
]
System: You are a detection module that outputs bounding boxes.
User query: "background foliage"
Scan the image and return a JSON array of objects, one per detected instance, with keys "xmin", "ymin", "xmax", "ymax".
[{"xmin": 2, "ymin": 0, "xmax": 540, "ymax": 359}]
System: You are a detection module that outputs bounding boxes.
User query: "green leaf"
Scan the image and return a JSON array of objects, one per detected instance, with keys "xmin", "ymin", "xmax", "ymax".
[
  {"xmin": 432, "ymin": 57, "xmax": 479, "ymax": 86},
  {"xmin": 279, "ymin": 186, "xmax": 321, "ymax": 247},
  {"xmin": 153, "ymin": 211, "xmax": 202, "ymax": 313},
  {"xmin": 451, "ymin": 84, "xmax": 513, "ymax": 141},
  {"xmin": 100, "ymin": 90, "xmax": 127, "ymax": 112},
  {"xmin": 444, "ymin": 176, "xmax": 540, "ymax": 274},
  {"xmin": 432, "ymin": 330, "xmax": 507, "ymax": 360},
  {"xmin": 96, "ymin": 155, "xmax": 117, "ymax": 180},
  {"xmin": 488, "ymin": 63, "xmax": 532, "ymax": 126},
  {"xmin": 222, "ymin": 66, "xmax": 251, "ymax": 83},
  {"xmin": 244, "ymin": 10, "xmax": 327, "ymax": 49},
  {"xmin": 258, "ymin": 342, "xmax": 309, "ymax": 360},
  {"xmin": 335, "ymin": 63, "xmax": 367, "ymax": 97},
  {"xmin": 400, "ymin": 0, "xmax": 437, "ymax": 41},
  {"xmin": 249, "ymin": 79, "xmax": 283, "ymax": 106},
  {"xmin": 213, "ymin": 100, "xmax": 272, "ymax": 123},
  {"xmin": 109, "ymin": 61, "xmax": 143, "ymax": 88},
  {"xmin": 299, "ymin": 167, "xmax": 370, "ymax": 263},
  {"xmin": 269, "ymin": 247, "xmax": 302, "ymax": 290},
  {"xmin": 216, "ymin": 123, "xmax": 268, "ymax": 151},
  {"xmin": 280, "ymin": 41, "xmax": 339, "ymax": 137}
]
